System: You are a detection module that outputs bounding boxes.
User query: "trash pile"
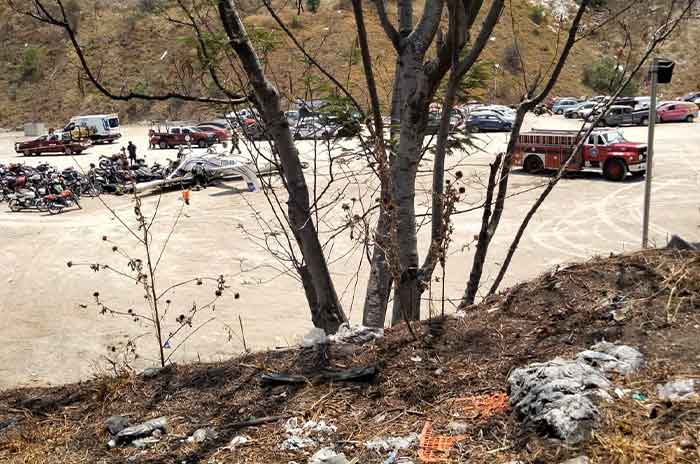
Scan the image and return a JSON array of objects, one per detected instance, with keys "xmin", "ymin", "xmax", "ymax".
[
  {"xmin": 301, "ymin": 323, "xmax": 384, "ymax": 348},
  {"xmin": 105, "ymin": 416, "xmax": 168, "ymax": 449},
  {"xmin": 508, "ymin": 342, "xmax": 644, "ymax": 444}
]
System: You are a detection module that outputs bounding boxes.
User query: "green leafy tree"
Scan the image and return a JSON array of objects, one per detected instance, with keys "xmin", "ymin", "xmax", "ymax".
[
  {"xmin": 306, "ymin": 0, "xmax": 320, "ymax": 13},
  {"xmin": 20, "ymin": 46, "xmax": 42, "ymax": 82},
  {"xmin": 583, "ymin": 57, "xmax": 639, "ymax": 96}
]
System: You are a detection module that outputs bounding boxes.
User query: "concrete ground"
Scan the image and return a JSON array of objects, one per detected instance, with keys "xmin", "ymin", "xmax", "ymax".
[{"xmin": 1, "ymin": 115, "xmax": 698, "ymax": 388}]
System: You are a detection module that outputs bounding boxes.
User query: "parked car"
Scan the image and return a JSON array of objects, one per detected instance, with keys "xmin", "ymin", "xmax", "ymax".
[
  {"xmin": 600, "ymin": 105, "xmax": 648, "ymax": 126},
  {"xmin": 195, "ymin": 123, "xmax": 232, "ymax": 142},
  {"xmin": 633, "ymin": 96, "xmax": 651, "ymax": 110},
  {"xmin": 552, "ymin": 99, "xmax": 579, "ymax": 114},
  {"xmin": 291, "ymin": 120, "xmax": 339, "ymax": 140},
  {"xmin": 656, "ymin": 101, "xmax": 698, "ymax": 123},
  {"xmin": 14, "ymin": 133, "xmax": 91, "ymax": 156},
  {"xmin": 678, "ymin": 91, "xmax": 700, "ymax": 103},
  {"xmin": 463, "ymin": 113, "xmax": 513, "ymax": 132},
  {"xmin": 469, "ymin": 109, "xmax": 512, "ymax": 121},
  {"xmin": 425, "ymin": 109, "xmax": 464, "ymax": 135},
  {"xmin": 564, "ymin": 102, "xmax": 596, "ymax": 119},
  {"xmin": 486, "ymin": 105, "xmax": 516, "ymax": 119},
  {"xmin": 149, "ymin": 125, "xmax": 218, "ymax": 149}
]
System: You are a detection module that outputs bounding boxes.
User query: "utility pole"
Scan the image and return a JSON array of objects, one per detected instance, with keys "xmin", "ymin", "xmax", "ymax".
[
  {"xmin": 641, "ymin": 58, "xmax": 658, "ymax": 249},
  {"xmin": 641, "ymin": 58, "xmax": 674, "ymax": 249}
]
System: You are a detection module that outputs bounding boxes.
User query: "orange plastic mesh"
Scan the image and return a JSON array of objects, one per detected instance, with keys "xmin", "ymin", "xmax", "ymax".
[
  {"xmin": 418, "ymin": 421, "xmax": 466, "ymax": 463},
  {"xmin": 454, "ymin": 392, "xmax": 509, "ymax": 420}
]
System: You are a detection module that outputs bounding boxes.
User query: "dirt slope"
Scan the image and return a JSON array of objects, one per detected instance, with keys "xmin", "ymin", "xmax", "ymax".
[
  {"xmin": 1, "ymin": 248, "xmax": 699, "ymax": 463},
  {"xmin": 1, "ymin": 0, "xmax": 697, "ymax": 129}
]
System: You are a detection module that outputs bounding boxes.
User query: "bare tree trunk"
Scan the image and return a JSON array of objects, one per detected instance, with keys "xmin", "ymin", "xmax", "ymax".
[
  {"xmin": 390, "ymin": 52, "xmax": 428, "ymax": 323},
  {"xmin": 361, "ymin": 71, "xmax": 399, "ymax": 327},
  {"xmin": 390, "ymin": 149, "xmax": 421, "ymax": 324},
  {"xmin": 219, "ymin": 0, "xmax": 347, "ymax": 333},
  {"xmin": 362, "ymin": 213, "xmax": 393, "ymax": 327}
]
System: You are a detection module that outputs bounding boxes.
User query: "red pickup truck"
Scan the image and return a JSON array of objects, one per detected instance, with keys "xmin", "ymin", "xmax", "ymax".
[
  {"xmin": 513, "ymin": 128, "xmax": 647, "ymax": 181},
  {"xmin": 14, "ymin": 133, "xmax": 92, "ymax": 156},
  {"xmin": 149, "ymin": 126, "xmax": 218, "ymax": 149}
]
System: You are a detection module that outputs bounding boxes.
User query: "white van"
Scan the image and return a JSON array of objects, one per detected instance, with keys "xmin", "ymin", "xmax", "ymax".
[{"xmin": 63, "ymin": 114, "xmax": 121, "ymax": 144}]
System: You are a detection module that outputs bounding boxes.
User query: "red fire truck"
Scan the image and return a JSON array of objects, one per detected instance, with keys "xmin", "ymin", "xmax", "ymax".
[{"xmin": 512, "ymin": 129, "xmax": 647, "ymax": 181}]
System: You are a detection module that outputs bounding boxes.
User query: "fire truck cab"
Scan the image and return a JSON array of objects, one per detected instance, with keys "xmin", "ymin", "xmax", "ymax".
[{"xmin": 512, "ymin": 129, "xmax": 647, "ymax": 181}]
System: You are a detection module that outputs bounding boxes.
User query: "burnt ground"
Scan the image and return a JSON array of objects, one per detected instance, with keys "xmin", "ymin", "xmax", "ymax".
[{"xmin": 1, "ymin": 249, "xmax": 699, "ymax": 464}]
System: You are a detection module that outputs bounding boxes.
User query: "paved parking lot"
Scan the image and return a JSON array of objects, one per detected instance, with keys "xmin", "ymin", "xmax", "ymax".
[{"xmin": 1, "ymin": 115, "xmax": 698, "ymax": 388}]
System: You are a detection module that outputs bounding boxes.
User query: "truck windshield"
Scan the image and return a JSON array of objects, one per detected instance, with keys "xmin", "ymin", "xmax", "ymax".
[
  {"xmin": 108, "ymin": 118, "xmax": 120, "ymax": 128},
  {"xmin": 604, "ymin": 131, "xmax": 626, "ymax": 144}
]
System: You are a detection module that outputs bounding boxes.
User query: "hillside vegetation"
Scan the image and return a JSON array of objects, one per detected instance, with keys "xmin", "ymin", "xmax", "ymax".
[{"xmin": 0, "ymin": 0, "xmax": 697, "ymax": 128}]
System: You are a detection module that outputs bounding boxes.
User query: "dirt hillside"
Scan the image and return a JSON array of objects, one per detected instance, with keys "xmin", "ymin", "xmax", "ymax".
[
  {"xmin": 0, "ymin": 0, "xmax": 697, "ymax": 129},
  {"xmin": 1, "ymin": 248, "xmax": 699, "ymax": 463}
]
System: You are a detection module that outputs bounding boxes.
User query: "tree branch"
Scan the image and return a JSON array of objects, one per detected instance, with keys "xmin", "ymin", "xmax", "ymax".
[{"xmin": 12, "ymin": 0, "xmax": 247, "ymax": 105}]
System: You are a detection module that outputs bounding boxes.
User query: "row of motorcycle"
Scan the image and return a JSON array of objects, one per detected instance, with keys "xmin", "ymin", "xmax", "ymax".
[
  {"xmin": 0, "ymin": 154, "xmax": 175, "ymax": 214},
  {"xmin": 0, "ymin": 163, "xmax": 86, "ymax": 214}
]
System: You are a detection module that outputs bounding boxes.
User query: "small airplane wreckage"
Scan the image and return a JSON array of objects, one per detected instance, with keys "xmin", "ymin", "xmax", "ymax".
[{"xmin": 134, "ymin": 147, "xmax": 278, "ymax": 194}]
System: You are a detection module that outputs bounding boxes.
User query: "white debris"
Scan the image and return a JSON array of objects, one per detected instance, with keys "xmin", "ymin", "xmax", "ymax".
[
  {"xmin": 308, "ymin": 447, "xmax": 350, "ymax": 464},
  {"xmin": 365, "ymin": 432, "xmax": 419, "ymax": 451},
  {"xmin": 657, "ymin": 379, "xmax": 700, "ymax": 401},
  {"xmin": 280, "ymin": 418, "xmax": 337, "ymax": 450},
  {"xmin": 186, "ymin": 428, "xmax": 217, "ymax": 443},
  {"xmin": 226, "ymin": 435, "xmax": 249, "ymax": 449},
  {"xmin": 301, "ymin": 328, "xmax": 329, "ymax": 347},
  {"xmin": 531, "ymin": 0, "xmax": 577, "ymax": 20},
  {"xmin": 329, "ymin": 323, "xmax": 383, "ymax": 344}
]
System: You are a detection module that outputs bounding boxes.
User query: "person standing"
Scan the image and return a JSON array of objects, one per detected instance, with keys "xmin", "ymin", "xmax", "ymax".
[
  {"xmin": 127, "ymin": 141, "xmax": 137, "ymax": 166},
  {"xmin": 192, "ymin": 162, "xmax": 209, "ymax": 190},
  {"xmin": 230, "ymin": 129, "xmax": 241, "ymax": 154}
]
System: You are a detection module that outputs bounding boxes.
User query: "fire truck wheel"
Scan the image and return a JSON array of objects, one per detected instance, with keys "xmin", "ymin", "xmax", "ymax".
[
  {"xmin": 523, "ymin": 156, "xmax": 543, "ymax": 174},
  {"xmin": 603, "ymin": 159, "xmax": 627, "ymax": 182},
  {"xmin": 159, "ymin": 141, "xmax": 168, "ymax": 149}
]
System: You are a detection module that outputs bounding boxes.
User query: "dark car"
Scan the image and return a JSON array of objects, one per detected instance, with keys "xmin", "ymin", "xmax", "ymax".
[
  {"xmin": 600, "ymin": 105, "xmax": 648, "ymax": 126},
  {"xmin": 14, "ymin": 134, "xmax": 91, "ymax": 156},
  {"xmin": 463, "ymin": 113, "xmax": 513, "ymax": 132},
  {"xmin": 679, "ymin": 91, "xmax": 700, "ymax": 102}
]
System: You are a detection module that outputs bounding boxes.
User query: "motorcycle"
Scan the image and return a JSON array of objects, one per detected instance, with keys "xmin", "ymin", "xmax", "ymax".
[
  {"xmin": 44, "ymin": 189, "xmax": 81, "ymax": 215},
  {"xmin": 8, "ymin": 188, "xmax": 48, "ymax": 212}
]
